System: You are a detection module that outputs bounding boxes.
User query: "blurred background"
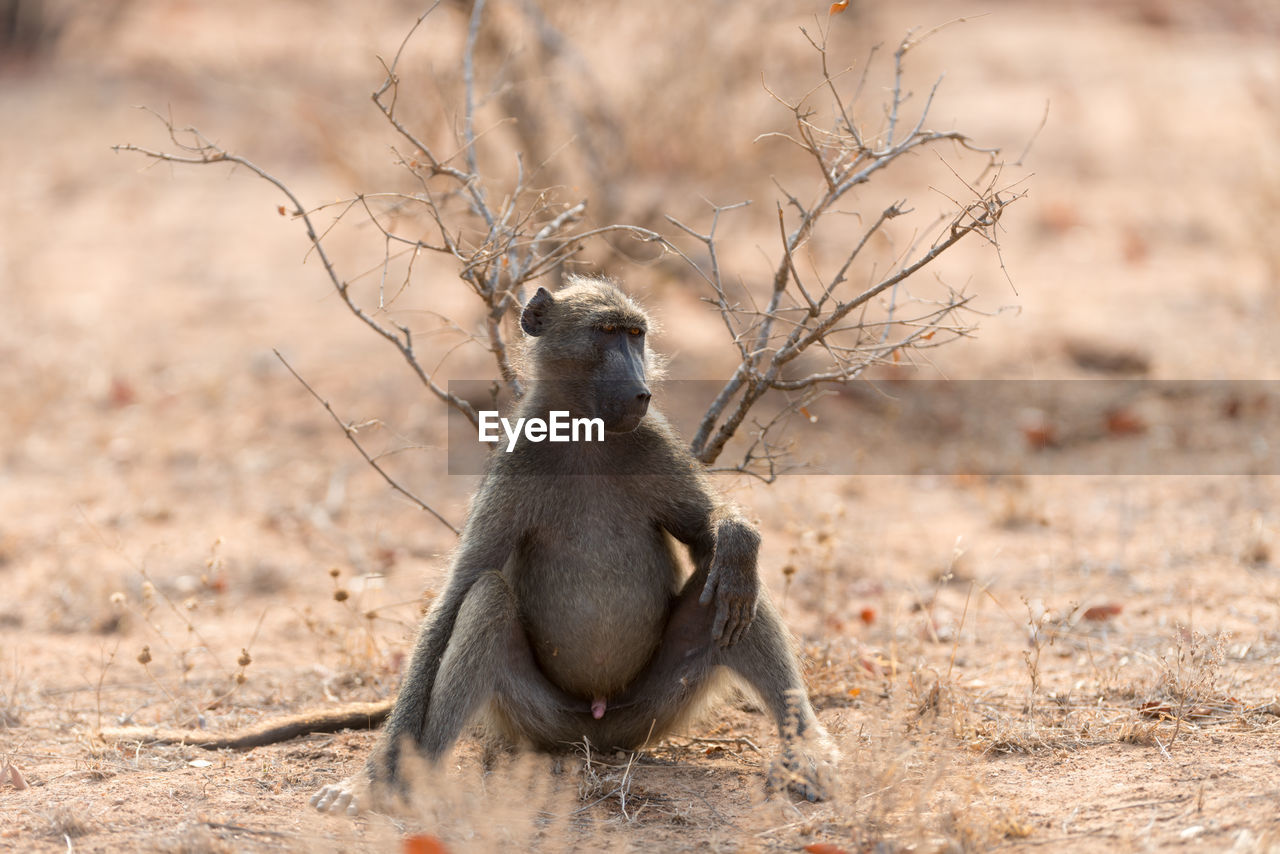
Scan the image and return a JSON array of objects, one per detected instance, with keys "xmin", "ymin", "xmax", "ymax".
[{"xmin": 4, "ymin": 0, "xmax": 1278, "ymax": 567}]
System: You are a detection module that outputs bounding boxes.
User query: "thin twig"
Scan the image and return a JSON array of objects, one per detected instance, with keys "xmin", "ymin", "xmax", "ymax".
[
  {"xmin": 675, "ymin": 23, "xmax": 1019, "ymax": 474},
  {"xmin": 114, "ymin": 119, "xmax": 482, "ymax": 428},
  {"xmin": 273, "ymin": 349, "xmax": 459, "ymax": 536}
]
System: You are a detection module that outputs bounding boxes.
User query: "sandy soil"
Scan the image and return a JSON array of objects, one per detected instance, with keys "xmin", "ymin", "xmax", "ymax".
[{"xmin": 2, "ymin": 1, "xmax": 1279, "ymax": 851}]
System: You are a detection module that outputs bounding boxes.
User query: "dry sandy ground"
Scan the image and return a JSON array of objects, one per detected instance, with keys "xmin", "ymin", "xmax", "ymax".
[{"xmin": 2, "ymin": 1, "xmax": 1279, "ymax": 851}]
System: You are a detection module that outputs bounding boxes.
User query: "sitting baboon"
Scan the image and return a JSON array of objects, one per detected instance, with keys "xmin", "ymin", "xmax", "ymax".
[{"xmin": 311, "ymin": 277, "xmax": 832, "ymax": 814}]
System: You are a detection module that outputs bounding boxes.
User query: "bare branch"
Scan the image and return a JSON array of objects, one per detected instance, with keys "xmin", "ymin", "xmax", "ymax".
[
  {"xmin": 273, "ymin": 350, "xmax": 459, "ymax": 536},
  {"xmin": 1014, "ymin": 99, "xmax": 1051, "ymax": 167},
  {"xmin": 116, "ymin": 9, "xmax": 1022, "ymax": 486},
  {"xmin": 462, "ymin": 0, "xmax": 488, "ymax": 181},
  {"xmin": 114, "ymin": 120, "xmax": 481, "ymax": 429},
  {"xmin": 674, "ymin": 22, "xmax": 1022, "ymax": 472}
]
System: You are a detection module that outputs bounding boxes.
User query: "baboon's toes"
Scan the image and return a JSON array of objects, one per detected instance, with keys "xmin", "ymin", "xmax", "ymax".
[
  {"xmin": 767, "ymin": 749, "xmax": 838, "ymax": 803},
  {"xmin": 792, "ymin": 772, "xmax": 831, "ymax": 803},
  {"xmin": 310, "ymin": 780, "xmax": 361, "ymax": 815},
  {"xmin": 767, "ymin": 766, "xmax": 828, "ymax": 802}
]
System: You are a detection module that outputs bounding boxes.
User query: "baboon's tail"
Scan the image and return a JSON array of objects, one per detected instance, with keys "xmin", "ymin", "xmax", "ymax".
[{"xmin": 99, "ymin": 700, "xmax": 393, "ymax": 750}]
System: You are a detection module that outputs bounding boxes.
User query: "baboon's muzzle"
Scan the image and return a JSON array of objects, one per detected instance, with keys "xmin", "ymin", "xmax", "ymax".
[
  {"xmin": 600, "ymin": 349, "xmax": 650, "ymax": 433},
  {"xmin": 607, "ymin": 383, "xmax": 650, "ymax": 433}
]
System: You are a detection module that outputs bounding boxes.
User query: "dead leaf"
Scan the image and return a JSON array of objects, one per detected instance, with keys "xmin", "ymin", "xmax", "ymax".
[
  {"xmin": 1122, "ymin": 226, "xmax": 1148, "ymax": 266},
  {"xmin": 404, "ymin": 835, "xmax": 449, "ymax": 854},
  {"xmin": 1038, "ymin": 200, "xmax": 1080, "ymax": 234},
  {"xmin": 1018, "ymin": 408, "xmax": 1057, "ymax": 450},
  {"xmin": 1138, "ymin": 700, "xmax": 1173, "ymax": 719},
  {"xmin": 1137, "ymin": 700, "xmax": 1217, "ymax": 720},
  {"xmin": 805, "ymin": 843, "xmax": 853, "ymax": 854},
  {"xmin": 1081, "ymin": 603, "xmax": 1123, "ymax": 621},
  {"xmin": 1105, "ymin": 408, "xmax": 1146, "ymax": 436},
  {"xmin": 4, "ymin": 762, "xmax": 28, "ymax": 791},
  {"xmin": 829, "ymin": 1, "xmax": 851, "ymax": 14},
  {"xmin": 1021, "ymin": 423, "xmax": 1057, "ymax": 450},
  {"xmin": 108, "ymin": 377, "xmax": 137, "ymax": 408}
]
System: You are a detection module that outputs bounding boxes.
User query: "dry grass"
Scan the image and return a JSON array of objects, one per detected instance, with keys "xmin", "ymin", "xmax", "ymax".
[
  {"xmin": 7, "ymin": 490, "xmax": 1280, "ymax": 851},
  {"xmin": 43, "ymin": 804, "xmax": 93, "ymax": 840}
]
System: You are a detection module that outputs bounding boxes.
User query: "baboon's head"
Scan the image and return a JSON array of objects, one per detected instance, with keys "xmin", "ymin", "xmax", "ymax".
[{"xmin": 519, "ymin": 278, "xmax": 653, "ymax": 433}]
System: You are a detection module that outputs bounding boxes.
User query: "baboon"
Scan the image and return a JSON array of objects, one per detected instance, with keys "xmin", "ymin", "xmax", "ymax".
[{"xmin": 311, "ymin": 278, "xmax": 832, "ymax": 815}]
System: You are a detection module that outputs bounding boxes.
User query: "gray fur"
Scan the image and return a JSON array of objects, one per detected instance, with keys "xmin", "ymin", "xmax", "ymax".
[{"xmin": 321, "ymin": 278, "xmax": 828, "ymax": 810}]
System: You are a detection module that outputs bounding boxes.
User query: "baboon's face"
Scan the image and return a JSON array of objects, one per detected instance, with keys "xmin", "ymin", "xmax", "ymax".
[{"xmin": 521, "ymin": 284, "xmax": 653, "ymax": 433}]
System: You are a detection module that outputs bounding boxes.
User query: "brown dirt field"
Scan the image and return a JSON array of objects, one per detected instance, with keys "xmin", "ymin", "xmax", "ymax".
[{"xmin": 3, "ymin": 1, "xmax": 1279, "ymax": 851}]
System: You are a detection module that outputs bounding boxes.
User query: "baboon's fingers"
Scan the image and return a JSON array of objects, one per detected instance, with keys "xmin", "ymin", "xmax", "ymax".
[
  {"xmin": 732, "ymin": 604, "xmax": 747, "ymax": 645},
  {"xmin": 714, "ymin": 595, "xmax": 760, "ymax": 648},
  {"xmin": 698, "ymin": 569, "xmax": 720, "ymax": 606},
  {"xmin": 715, "ymin": 601, "xmax": 738, "ymax": 647},
  {"xmin": 738, "ymin": 601, "xmax": 760, "ymax": 645},
  {"xmin": 734, "ymin": 603, "xmax": 746, "ymax": 645},
  {"xmin": 712, "ymin": 600, "xmax": 730, "ymax": 644}
]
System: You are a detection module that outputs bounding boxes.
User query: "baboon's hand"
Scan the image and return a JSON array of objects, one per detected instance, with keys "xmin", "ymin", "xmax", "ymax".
[{"xmin": 699, "ymin": 558, "xmax": 759, "ymax": 647}]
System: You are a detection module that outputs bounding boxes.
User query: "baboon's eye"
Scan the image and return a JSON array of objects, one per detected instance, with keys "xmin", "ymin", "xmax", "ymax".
[
  {"xmin": 628, "ymin": 327, "xmax": 643, "ymax": 336},
  {"xmin": 601, "ymin": 324, "xmax": 617, "ymax": 333}
]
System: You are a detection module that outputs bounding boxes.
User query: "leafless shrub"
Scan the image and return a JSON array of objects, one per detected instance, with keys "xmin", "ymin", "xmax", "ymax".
[
  {"xmin": 115, "ymin": 5, "xmax": 1020, "ymax": 500},
  {"xmin": 672, "ymin": 22, "xmax": 1022, "ymax": 478},
  {"xmin": 1146, "ymin": 628, "xmax": 1230, "ymax": 748}
]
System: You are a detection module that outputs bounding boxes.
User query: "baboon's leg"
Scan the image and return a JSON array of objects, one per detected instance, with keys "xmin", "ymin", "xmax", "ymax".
[
  {"xmin": 716, "ymin": 592, "xmax": 819, "ymax": 737},
  {"xmin": 716, "ymin": 591, "xmax": 834, "ymax": 801},
  {"xmin": 313, "ymin": 573, "xmax": 581, "ymax": 814},
  {"xmin": 417, "ymin": 571, "xmax": 583, "ymax": 759},
  {"xmin": 602, "ymin": 570, "xmax": 831, "ymax": 798},
  {"xmin": 608, "ymin": 574, "xmax": 816, "ymax": 740}
]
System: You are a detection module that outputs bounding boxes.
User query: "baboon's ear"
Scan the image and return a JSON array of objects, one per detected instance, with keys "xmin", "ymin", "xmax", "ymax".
[{"xmin": 520, "ymin": 287, "xmax": 555, "ymax": 337}]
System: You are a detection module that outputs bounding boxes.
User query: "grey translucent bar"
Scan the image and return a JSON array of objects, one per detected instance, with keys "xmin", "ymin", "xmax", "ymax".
[{"xmin": 446, "ymin": 380, "xmax": 1279, "ymax": 476}]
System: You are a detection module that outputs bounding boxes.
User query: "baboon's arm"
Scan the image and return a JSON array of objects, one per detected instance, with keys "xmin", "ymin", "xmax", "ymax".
[
  {"xmin": 697, "ymin": 504, "xmax": 761, "ymax": 647},
  {"xmin": 658, "ymin": 471, "xmax": 761, "ymax": 648}
]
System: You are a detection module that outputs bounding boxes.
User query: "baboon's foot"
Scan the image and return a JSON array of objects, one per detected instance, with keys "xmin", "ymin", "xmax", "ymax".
[
  {"xmin": 767, "ymin": 734, "xmax": 840, "ymax": 803},
  {"xmin": 310, "ymin": 775, "xmax": 366, "ymax": 816}
]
